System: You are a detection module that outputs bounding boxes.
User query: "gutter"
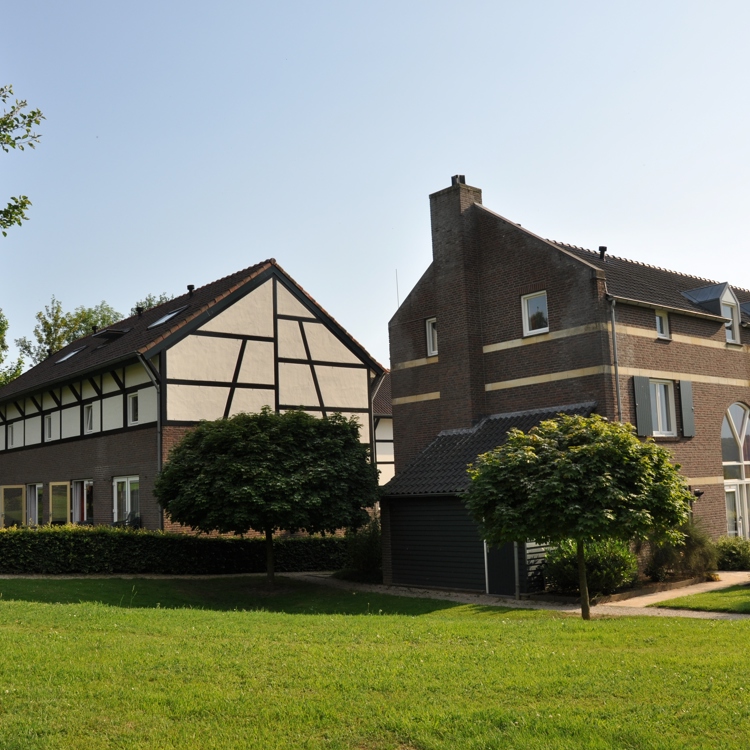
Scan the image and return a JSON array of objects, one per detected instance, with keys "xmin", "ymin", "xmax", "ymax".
[{"xmin": 136, "ymin": 352, "xmax": 164, "ymax": 531}]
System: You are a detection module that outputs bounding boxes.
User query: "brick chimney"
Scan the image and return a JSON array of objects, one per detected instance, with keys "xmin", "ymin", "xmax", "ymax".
[{"xmin": 429, "ymin": 176, "xmax": 485, "ymax": 429}]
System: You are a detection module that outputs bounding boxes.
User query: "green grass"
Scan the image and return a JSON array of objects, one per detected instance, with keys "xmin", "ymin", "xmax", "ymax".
[
  {"xmin": 651, "ymin": 583, "xmax": 750, "ymax": 614},
  {"xmin": 0, "ymin": 576, "xmax": 750, "ymax": 749}
]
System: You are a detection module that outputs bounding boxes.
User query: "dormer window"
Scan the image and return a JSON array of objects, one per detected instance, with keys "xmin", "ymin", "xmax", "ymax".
[
  {"xmin": 522, "ymin": 292, "xmax": 549, "ymax": 336},
  {"xmin": 655, "ymin": 310, "xmax": 670, "ymax": 339},
  {"xmin": 425, "ymin": 318, "xmax": 438, "ymax": 356},
  {"xmin": 722, "ymin": 301, "xmax": 740, "ymax": 343}
]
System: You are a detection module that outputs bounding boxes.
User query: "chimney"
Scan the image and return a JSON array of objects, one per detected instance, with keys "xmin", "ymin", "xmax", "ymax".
[{"xmin": 599, "ymin": 246, "xmax": 607, "ymax": 261}]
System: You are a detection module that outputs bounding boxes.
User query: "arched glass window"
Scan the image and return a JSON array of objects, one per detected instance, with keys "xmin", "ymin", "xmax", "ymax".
[{"xmin": 722, "ymin": 403, "xmax": 750, "ymax": 537}]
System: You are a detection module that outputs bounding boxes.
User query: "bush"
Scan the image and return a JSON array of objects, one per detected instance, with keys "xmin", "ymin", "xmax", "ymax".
[
  {"xmin": 0, "ymin": 525, "xmax": 348, "ymax": 575},
  {"xmin": 335, "ymin": 518, "xmax": 382, "ymax": 583},
  {"xmin": 645, "ymin": 522, "xmax": 717, "ymax": 582},
  {"xmin": 544, "ymin": 539, "xmax": 638, "ymax": 596},
  {"xmin": 715, "ymin": 536, "xmax": 750, "ymax": 571}
]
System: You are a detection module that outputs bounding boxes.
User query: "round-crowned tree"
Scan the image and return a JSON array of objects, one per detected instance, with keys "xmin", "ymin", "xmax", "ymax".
[
  {"xmin": 465, "ymin": 413, "xmax": 692, "ymax": 619},
  {"xmin": 155, "ymin": 408, "xmax": 380, "ymax": 585}
]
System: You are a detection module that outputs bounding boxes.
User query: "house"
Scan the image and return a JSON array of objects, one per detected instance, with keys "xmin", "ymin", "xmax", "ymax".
[
  {"xmin": 382, "ymin": 175, "xmax": 750, "ymax": 592},
  {"xmin": 0, "ymin": 260, "xmax": 387, "ymax": 529}
]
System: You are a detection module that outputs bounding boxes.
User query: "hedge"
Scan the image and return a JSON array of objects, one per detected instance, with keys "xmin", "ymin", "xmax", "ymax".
[{"xmin": 0, "ymin": 525, "xmax": 348, "ymax": 575}]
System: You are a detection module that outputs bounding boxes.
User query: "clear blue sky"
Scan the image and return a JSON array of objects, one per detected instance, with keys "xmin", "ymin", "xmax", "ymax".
[{"xmin": 3, "ymin": 1, "xmax": 750, "ymax": 367}]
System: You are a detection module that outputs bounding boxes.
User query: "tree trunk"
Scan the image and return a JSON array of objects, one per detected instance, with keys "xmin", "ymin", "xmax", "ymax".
[
  {"xmin": 265, "ymin": 527, "xmax": 275, "ymax": 589},
  {"xmin": 577, "ymin": 539, "xmax": 591, "ymax": 621}
]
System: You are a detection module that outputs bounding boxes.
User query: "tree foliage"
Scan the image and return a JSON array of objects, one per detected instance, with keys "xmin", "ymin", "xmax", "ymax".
[
  {"xmin": 465, "ymin": 413, "xmax": 692, "ymax": 619},
  {"xmin": 15, "ymin": 297, "xmax": 122, "ymax": 365},
  {"xmin": 1, "ymin": 85, "xmax": 44, "ymax": 237},
  {"xmin": 130, "ymin": 292, "xmax": 174, "ymax": 316},
  {"xmin": 0, "ymin": 309, "xmax": 23, "ymax": 386},
  {"xmin": 155, "ymin": 408, "xmax": 380, "ymax": 585}
]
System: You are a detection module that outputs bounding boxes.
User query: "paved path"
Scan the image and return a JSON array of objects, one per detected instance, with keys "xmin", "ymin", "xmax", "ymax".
[{"xmin": 286, "ymin": 571, "xmax": 750, "ymax": 621}]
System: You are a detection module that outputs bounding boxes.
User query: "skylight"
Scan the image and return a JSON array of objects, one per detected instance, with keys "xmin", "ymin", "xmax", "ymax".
[
  {"xmin": 56, "ymin": 346, "xmax": 86, "ymax": 364},
  {"xmin": 147, "ymin": 306, "xmax": 188, "ymax": 329}
]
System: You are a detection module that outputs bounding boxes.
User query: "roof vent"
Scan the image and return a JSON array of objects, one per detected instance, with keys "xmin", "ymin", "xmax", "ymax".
[
  {"xmin": 136, "ymin": 306, "xmax": 144, "ymax": 317},
  {"xmin": 92, "ymin": 325, "xmax": 98, "ymax": 334},
  {"xmin": 451, "ymin": 175, "xmax": 466, "ymax": 186},
  {"xmin": 599, "ymin": 246, "xmax": 607, "ymax": 261},
  {"xmin": 187, "ymin": 284, "xmax": 195, "ymax": 297}
]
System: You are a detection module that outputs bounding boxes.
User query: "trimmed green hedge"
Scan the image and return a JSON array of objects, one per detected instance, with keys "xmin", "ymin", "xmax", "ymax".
[{"xmin": 0, "ymin": 525, "xmax": 348, "ymax": 575}]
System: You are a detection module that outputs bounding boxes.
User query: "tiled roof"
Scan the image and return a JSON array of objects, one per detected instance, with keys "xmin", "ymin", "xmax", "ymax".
[
  {"xmin": 549, "ymin": 242, "xmax": 750, "ymax": 315},
  {"xmin": 383, "ymin": 402, "xmax": 597, "ymax": 497},
  {"xmin": 372, "ymin": 371, "xmax": 391, "ymax": 416},
  {"xmin": 0, "ymin": 260, "xmax": 384, "ymax": 402}
]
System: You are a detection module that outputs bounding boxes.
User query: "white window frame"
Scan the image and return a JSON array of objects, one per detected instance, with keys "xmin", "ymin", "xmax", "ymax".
[
  {"xmin": 7, "ymin": 424, "xmax": 14, "ymax": 448},
  {"xmin": 84, "ymin": 404, "xmax": 94, "ymax": 434},
  {"xmin": 425, "ymin": 318, "xmax": 438, "ymax": 357},
  {"xmin": 655, "ymin": 310, "xmax": 670, "ymax": 339},
  {"xmin": 722, "ymin": 302, "xmax": 740, "ymax": 344},
  {"xmin": 128, "ymin": 393, "xmax": 139, "ymax": 426},
  {"xmin": 649, "ymin": 379, "xmax": 677, "ymax": 437},
  {"xmin": 521, "ymin": 291, "xmax": 549, "ymax": 337},
  {"xmin": 44, "ymin": 414, "xmax": 53, "ymax": 440},
  {"xmin": 113, "ymin": 476, "xmax": 140, "ymax": 525}
]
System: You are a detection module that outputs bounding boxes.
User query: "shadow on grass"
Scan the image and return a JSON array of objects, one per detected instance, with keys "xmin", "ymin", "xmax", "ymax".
[{"xmin": 0, "ymin": 575, "xmax": 528, "ymax": 617}]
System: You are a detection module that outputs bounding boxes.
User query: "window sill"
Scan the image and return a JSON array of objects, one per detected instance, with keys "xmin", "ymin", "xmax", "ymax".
[
  {"xmin": 652, "ymin": 434, "xmax": 680, "ymax": 442},
  {"xmin": 523, "ymin": 328, "xmax": 549, "ymax": 338}
]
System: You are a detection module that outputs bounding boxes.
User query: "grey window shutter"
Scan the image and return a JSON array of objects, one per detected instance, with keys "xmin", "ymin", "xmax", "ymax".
[
  {"xmin": 680, "ymin": 380, "xmax": 695, "ymax": 437},
  {"xmin": 633, "ymin": 376, "xmax": 652, "ymax": 436}
]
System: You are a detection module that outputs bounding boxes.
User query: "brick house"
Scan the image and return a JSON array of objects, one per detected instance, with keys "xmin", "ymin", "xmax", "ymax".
[
  {"xmin": 382, "ymin": 175, "xmax": 750, "ymax": 592},
  {"xmin": 0, "ymin": 260, "xmax": 387, "ymax": 530}
]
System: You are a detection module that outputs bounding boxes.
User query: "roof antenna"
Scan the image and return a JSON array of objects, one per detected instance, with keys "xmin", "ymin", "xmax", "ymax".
[
  {"xmin": 187, "ymin": 284, "xmax": 195, "ymax": 297},
  {"xmin": 599, "ymin": 246, "xmax": 607, "ymax": 261},
  {"xmin": 395, "ymin": 269, "xmax": 400, "ymax": 308}
]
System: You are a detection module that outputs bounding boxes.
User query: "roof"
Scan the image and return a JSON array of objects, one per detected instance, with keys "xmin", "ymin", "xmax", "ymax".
[
  {"xmin": 0, "ymin": 260, "xmax": 384, "ymax": 402},
  {"xmin": 372, "ymin": 371, "xmax": 391, "ymax": 416},
  {"xmin": 548, "ymin": 241, "xmax": 750, "ymax": 317},
  {"xmin": 383, "ymin": 402, "xmax": 597, "ymax": 497}
]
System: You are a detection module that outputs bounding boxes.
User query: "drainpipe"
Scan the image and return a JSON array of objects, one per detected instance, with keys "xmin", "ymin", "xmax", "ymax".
[
  {"xmin": 606, "ymin": 293, "xmax": 623, "ymax": 421},
  {"xmin": 483, "ymin": 541, "xmax": 489, "ymax": 594},
  {"xmin": 136, "ymin": 353, "xmax": 163, "ymax": 530},
  {"xmin": 513, "ymin": 542, "xmax": 520, "ymax": 600}
]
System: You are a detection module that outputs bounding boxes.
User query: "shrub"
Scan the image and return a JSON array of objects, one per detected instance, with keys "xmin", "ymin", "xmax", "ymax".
[
  {"xmin": 544, "ymin": 539, "xmax": 638, "ymax": 596},
  {"xmin": 645, "ymin": 522, "xmax": 718, "ymax": 582},
  {"xmin": 335, "ymin": 518, "xmax": 382, "ymax": 583},
  {"xmin": 0, "ymin": 525, "xmax": 347, "ymax": 575},
  {"xmin": 715, "ymin": 536, "xmax": 750, "ymax": 571}
]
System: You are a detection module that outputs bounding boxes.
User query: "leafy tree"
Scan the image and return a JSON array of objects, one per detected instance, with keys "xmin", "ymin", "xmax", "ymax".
[
  {"xmin": 155, "ymin": 408, "xmax": 380, "ymax": 586},
  {"xmin": 130, "ymin": 292, "xmax": 174, "ymax": 316},
  {"xmin": 465, "ymin": 414, "xmax": 691, "ymax": 619},
  {"xmin": 0, "ymin": 309, "xmax": 23, "ymax": 386},
  {"xmin": 15, "ymin": 297, "xmax": 122, "ymax": 365},
  {"xmin": 1, "ymin": 85, "xmax": 44, "ymax": 237}
]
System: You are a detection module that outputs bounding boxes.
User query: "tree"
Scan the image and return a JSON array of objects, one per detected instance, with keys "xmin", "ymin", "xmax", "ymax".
[
  {"xmin": 465, "ymin": 414, "xmax": 692, "ymax": 620},
  {"xmin": 15, "ymin": 297, "xmax": 122, "ymax": 365},
  {"xmin": 130, "ymin": 292, "xmax": 174, "ymax": 316},
  {"xmin": 1, "ymin": 85, "xmax": 44, "ymax": 237},
  {"xmin": 0, "ymin": 309, "xmax": 23, "ymax": 386},
  {"xmin": 155, "ymin": 408, "xmax": 380, "ymax": 586}
]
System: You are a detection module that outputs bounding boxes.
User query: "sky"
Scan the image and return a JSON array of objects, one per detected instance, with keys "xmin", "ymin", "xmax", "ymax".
[{"xmin": 3, "ymin": 1, "xmax": 750, "ymax": 368}]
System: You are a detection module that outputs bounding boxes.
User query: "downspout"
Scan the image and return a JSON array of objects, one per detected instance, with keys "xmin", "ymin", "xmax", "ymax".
[
  {"xmin": 136, "ymin": 352, "xmax": 163, "ymax": 530},
  {"xmin": 606, "ymin": 292, "xmax": 623, "ymax": 421},
  {"xmin": 513, "ymin": 541, "xmax": 521, "ymax": 600}
]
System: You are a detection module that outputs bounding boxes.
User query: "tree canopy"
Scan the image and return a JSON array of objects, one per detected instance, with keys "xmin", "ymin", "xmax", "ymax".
[
  {"xmin": 1, "ymin": 85, "xmax": 43, "ymax": 237},
  {"xmin": 15, "ymin": 297, "xmax": 123, "ymax": 365},
  {"xmin": 465, "ymin": 413, "xmax": 692, "ymax": 619},
  {"xmin": 0, "ymin": 309, "xmax": 23, "ymax": 386},
  {"xmin": 155, "ymin": 408, "xmax": 380, "ymax": 585},
  {"xmin": 130, "ymin": 292, "xmax": 174, "ymax": 316}
]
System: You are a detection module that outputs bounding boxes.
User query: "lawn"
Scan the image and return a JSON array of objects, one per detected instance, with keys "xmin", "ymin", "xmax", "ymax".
[
  {"xmin": 652, "ymin": 583, "xmax": 750, "ymax": 615},
  {"xmin": 0, "ymin": 576, "xmax": 749, "ymax": 749}
]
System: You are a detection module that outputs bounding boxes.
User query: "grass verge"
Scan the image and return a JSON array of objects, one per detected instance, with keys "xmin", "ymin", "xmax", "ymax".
[
  {"xmin": 0, "ymin": 576, "xmax": 748, "ymax": 749},
  {"xmin": 651, "ymin": 583, "xmax": 750, "ymax": 614}
]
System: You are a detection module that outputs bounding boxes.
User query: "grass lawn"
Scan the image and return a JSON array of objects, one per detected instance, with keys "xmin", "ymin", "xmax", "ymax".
[
  {"xmin": 651, "ymin": 583, "xmax": 750, "ymax": 615},
  {"xmin": 0, "ymin": 577, "xmax": 749, "ymax": 749}
]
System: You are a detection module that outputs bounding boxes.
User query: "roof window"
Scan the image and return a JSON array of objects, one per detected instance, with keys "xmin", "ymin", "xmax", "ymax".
[
  {"xmin": 147, "ymin": 306, "xmax": 188, "ymax": 329},
  {"xmin": 55, "ymin": 346, "xmax": 86, "ymax": 364}
]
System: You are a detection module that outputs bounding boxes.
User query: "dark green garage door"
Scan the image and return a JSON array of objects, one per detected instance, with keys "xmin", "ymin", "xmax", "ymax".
[{"xmin": 389, "ymin": 496, "xmax": 486, "ymax": 591}]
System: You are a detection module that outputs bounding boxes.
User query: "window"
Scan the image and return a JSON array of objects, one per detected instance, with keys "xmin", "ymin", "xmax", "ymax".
[
  {"xmin": 655, "ymin": 310, "xmax": 670, "ymax": 339},
  {"xmin": 7, "ymin": 424, "xmax": 14, "ymax": 448},
  {"xmin": 148, "ymin": 306, "xmax": 188, "ymax": 330},
  {"xmin": 721, "ymin": 403, "xmax": 750, "ymax": 537},
  {"xmin": 649, "ymin": 380, "xmax": 676, "ymax": 436},
  {"xmin": 425, "ymin": 318, "xmax": 438, "ymax": 356},
  {"xmin": 128, "ymin": 393, "xmax": 139, "ymax": 425},
  {"xmin": 26, "ymin": 484, "xmax": 44, "ymax": 526},
  {"xmin": 49, "ymin": 482, "xmax": 71, "ymax": 525},
  {"xmin": 45, "ymin": 414, "xmax": 53, "ymax": 440},
  {"xmin": 72, "ymin": 480, "xmax": 94, "ymax": 524},
  {"xmin": 84, "ymin": 404, "xmax": 94, "ymax": 433},
  {"xmin": 722, "ymin": 302, "xmax": 739, "ymax": 343},
  {"xmin": 522, "ymin": 292, "xmax": 549, "ymax": 336},
  {"xmin": 113, "ymin": 476, "xmax": 140, "ymax": 526},
  {"xmin": 56, "ymin": 346, "xmax": 86, "ymax": 364},
  {"xmin": 1, "ymin": 486, "xmax": 25, "ymax": 528}
]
